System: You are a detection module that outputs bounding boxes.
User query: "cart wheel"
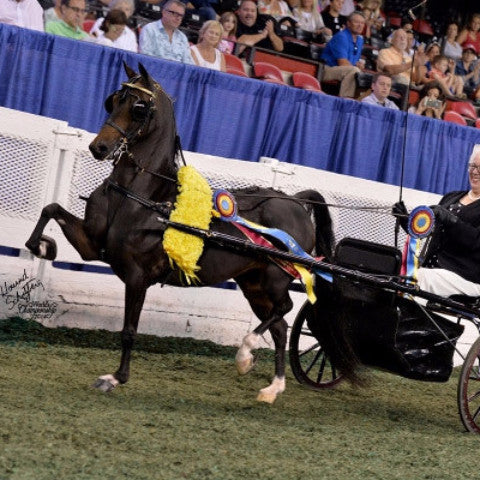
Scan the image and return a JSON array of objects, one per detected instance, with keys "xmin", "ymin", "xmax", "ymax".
[
  {"xmin": 458, "ymin": 336, "xmax": 480, "ymax": 434},
  {"xmin": 289, "ymin": 301, "xmax": 344, "ymax": 390}
]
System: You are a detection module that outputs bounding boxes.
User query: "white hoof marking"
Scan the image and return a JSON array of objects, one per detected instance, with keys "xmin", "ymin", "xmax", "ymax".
[
  {"xmin": 235, "ymin": 333, "xmax": 260, "ymax": 375},
  {"xmin": 257, "ymin": 376, "xmax": 285, "ymax": 404}
]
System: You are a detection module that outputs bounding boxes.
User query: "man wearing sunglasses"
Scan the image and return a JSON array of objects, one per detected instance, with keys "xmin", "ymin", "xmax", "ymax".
[
  {"xmin": 0, "ymin": 0, "xmax": 44, "ymax": 32},
  {"xmin": 45, "ymin": 0, "xmax": 90, "ymax": 39},
  {"xmin": 393, "ymin": 145, "xmax": 480, "ymax": 297},
  {"xmin": 139, "ymin": 0, "xmax": 194, "ymax": 64}
]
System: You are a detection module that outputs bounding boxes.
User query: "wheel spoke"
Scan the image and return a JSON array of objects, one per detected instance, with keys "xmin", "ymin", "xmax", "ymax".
[
  {"xmin": 472, "ymin": 406, "xmax": 480, "ymax": 422},
  {"xmin": 298, "ymin": 342, "xmax": 320, "ymax": 357},
  {"xmin": 299, "ymin": 328, "xmax": 317, "ymax": 338},
  {"xmin": 467, "ymin": 389, "xmax": 480, "ymax": 403},
  {"xmin": 316, "ymin": 353, "xmax": 327, "ymax": 383},
  {"xmin": 305, "ymin": 349, "xmax": 322, "ymax": 376}
]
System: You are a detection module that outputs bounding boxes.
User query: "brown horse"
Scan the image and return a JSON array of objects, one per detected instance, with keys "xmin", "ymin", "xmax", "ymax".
[{"xmin": 25, "ymin": 63, "xmax": 334, "ymax": 403}]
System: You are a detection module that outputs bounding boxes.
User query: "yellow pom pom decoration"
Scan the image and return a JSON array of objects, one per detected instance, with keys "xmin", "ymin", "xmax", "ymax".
[{"xmin": 163, "ymin": 166, "xmax": 213, "ymax": 284}]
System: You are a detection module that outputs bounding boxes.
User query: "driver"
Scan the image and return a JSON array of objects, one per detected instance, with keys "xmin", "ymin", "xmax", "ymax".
[{"xmin": 393, "ymin": 144, "xmax": 480, "ymax": 297}]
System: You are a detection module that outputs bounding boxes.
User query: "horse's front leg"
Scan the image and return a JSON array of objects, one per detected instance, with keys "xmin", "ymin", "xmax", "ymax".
[
  {"xmin": 92, "ymin": 282, "xmax": 147, "ymax": 392},
  {"xmin": 25, "ymin": 203, "xmax": 100, "ymax": 261}
]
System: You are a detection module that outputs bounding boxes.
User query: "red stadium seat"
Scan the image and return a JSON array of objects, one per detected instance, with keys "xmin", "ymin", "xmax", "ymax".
[
  {"xmin": 292, "ymin": 72, "xmax": 322, "ymax": 92},
  {"xmin": 443, "ymin": 111, "xmax": 467, "ymax": 126},
  {"xmin": 475, "ymin": 118, "xmax": 480, "ymax": 129},
  {"xmin": 82, "ymin": 20, "xmax": 95, "ymax": 33},
  {"xmin": 253, "ymin": 62, "xmax": 286, "ymax": 85},
  {"xmin": 445, "ymin": 101, "xmax": 478, "ymax": 121},
  {"xmin": 413, "ymin": 19, "xmax": 434, "ymax": 36},
  {"xmin": 224, "ymin": 54, "xmax": 249, "ymax": 78}
]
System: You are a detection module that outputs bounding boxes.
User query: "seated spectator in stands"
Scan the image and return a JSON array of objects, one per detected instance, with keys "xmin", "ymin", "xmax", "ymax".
[
  {"xmin": 258, "ymin": 0, "xmax": 291, "ymax": 20},
  {"xmin": 457, "ymin": 14, "xmax": 480, "ymax": 54},
  {"xmin": 0, "ymin": 0, "xmax": 44, "ymax": 32},
  {"xmin": 442, "ymin": 22, "xmax": 462, "ymax": 61},
  {"xmin": 190, "ymin": 20, "xmax": 226, "ymax": 71},
  {"xmin": 361, "ymin": 73, "xmax": 399, "ymax": 109},
  {"xmin": 321, "ymin": 0, "xmax": 355, "ymax": 17},
  {"xmin": 428, "ymin": 54, "xmax": 464, "ymax": 98},
  {"xmin": 321, "ymin": 11, "xmax": 365, "ymax": 99},
  {"xmin": 377, "ymin": 28, "xmax": 424, "ymax": 87},
  {"xmin": 186, "ymin": 0, "xmax": 217, "ymax": 21},
  {"xmin": 93, "ymin": 8, "xmax": 128, "ymax": 47},
  {"xmin": 90, "ymin": 0, "xmax": 137, "ymax": 51},
  {"xmin": 293, "ymin": 0, "xmax": 332, "ymax": 42},
  {"xmin": 415, "ymin": 41, "xmax": 440, "ymax": 85},
  {"xmin": 321, "ymin": 0, "xmax": 347, "ymax": 35},
  {"xmin": 455, "ymin": 44, "xmax": 480, "ymax": 104},
  {"xmin": 413, "ymin": 82, "xmax": 445, "ymax": 119},
  {"xmin": 218, "ymin": 11, "xmax": 237, "ymax": 54},
  {"xmin": 139, "ymin": 0, "xmax": 194, "ymax": 64},
  {"xmin": 45, "ymin": 0, "xmax": 90, "ymax": 39},
  {"xmin": 235, "ymin": 0, "xmax": 284, "ymax": 53},
  {"xmin": 357, "ymin": 0, "xmax": 384, "ymax": 37}
]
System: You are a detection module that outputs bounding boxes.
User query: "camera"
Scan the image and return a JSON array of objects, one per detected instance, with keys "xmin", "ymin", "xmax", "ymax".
[{"xmin": 425, "ymin": 99, "xmax": 442, "ymax": 108}]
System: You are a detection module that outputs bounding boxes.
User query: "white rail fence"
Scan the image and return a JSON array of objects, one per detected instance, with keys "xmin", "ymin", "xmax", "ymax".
[{"xmin": 3, "ymin": 106, "xmax": 473, "ymax": 362}]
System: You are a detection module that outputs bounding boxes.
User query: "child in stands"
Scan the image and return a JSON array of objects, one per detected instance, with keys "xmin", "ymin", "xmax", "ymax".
[
  {"xmin": 218, "ymin": 11, "xmax": 237, "ymax": 54},
  {"xmin": 428, "ymin": 54, "xmax": 465, "ymax": 98}
]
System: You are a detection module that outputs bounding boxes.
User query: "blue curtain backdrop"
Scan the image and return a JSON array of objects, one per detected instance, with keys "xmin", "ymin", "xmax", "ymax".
[{"xmin": 1, "ymin": 23, "xmax": 480, "ymax": 194}]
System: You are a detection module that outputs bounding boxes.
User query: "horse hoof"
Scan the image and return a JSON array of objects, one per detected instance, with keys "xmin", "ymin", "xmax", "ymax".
[
  {"xmin": 25, "ymin": 235, "xmax": 57, "ymax": 260},
  {"xmin": 92, "ymin": 374, "xmax": 119, "ymax": 393},
  {"xmin": 256, "ymin": 390, "xmax": 276, "ymax": 404},
  {"xmin": 235, "ymin": 355, "xmax": 254, "ymax": 375}
]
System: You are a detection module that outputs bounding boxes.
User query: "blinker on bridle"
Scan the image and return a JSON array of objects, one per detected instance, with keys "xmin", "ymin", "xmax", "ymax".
[{"xmin": 104, "ymin": 80, "xmax": 157, "ymax": 163}]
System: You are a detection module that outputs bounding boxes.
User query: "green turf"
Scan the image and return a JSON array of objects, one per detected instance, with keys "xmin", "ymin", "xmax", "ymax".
[{"xmin": 0, "ymin": 317, "xmax": 479, "ymax": 480}]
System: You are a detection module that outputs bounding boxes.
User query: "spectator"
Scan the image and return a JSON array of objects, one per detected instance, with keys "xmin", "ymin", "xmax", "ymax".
[
  {"xmin": 90, "ymin": 0, "xmax": 137, "ymax": 51},
  {"xmin": 413, "ymin": 82, "xmax": 445, "ymax": 119},
  {"xmin": 258, "ymin": 0, "xmax": 291, "ymax": 20},
  {"xmin": 321, "ymin": 0, "xmax": 355, "ymax": 17},
  {"xmin": 321, "ymin": 0, "xmax": 346, "ymax": 35},
  {"xmin": 235, "ymin": 0, "xmax": 284, "ymax": 53},
  {"xmin": 139, "ymin": 0, "xmax": 194, "ymax": 64},
  {"xmin": 361, "ymin": 73, "xmax": 399, "ymax": 109},
  {"xmin": 93, "ymin": 8, "xmax": 128, "ymax": 47},
  {"xmin": 415, "ymin": 41, "xmax": 441, "ymax": 85},
  {"xmin": 457, "ymin": 14, "xmax": 480, "ymax": 54},
  {"xmin": 321, "ymin": 11, "xmax": 365, "ymax": 99},
  {"xmin": 0, "ymin": 0, "xmax": 44, "ymax": 32},
  {"xmin": 45, "ymin": 0, "xmax": 90, "ymax": 39},
  {"xmin": 44, "ymin": 0, "xmax": 62, "ymax": 24},
  {"xmin": 393, "ymin": 144, "xmax": 480, "ymax": 297},
  {"xmin": 377, "ymin": 28, "xmax": 424, "ymax": 87},
  {"xmin": 455, "ymin": 44, "xmax": 480, "ymax": 104},
  {"xmin": 405, "ymin": 30, "xmax": 416, "ymax": 57},
  {"xmin": 428, "ymin": 54, "xmax": 464, "ymax": 98},
  {"xmin": 442, "ymin": 22, "xmax": 462, "ymax": 61},
  {"xmin": 218, "ymin": 11, "xmax": 237, "ymax": 54},
  {"xmin": 293, "ymin": 0, "xmax": 332, "ymax": 42},
  {"xmin": 187, "ymin": 0, "xmax": 217, "ymax": 22},
  {"xmin": 190, "ymin": 20, "xmax": 227, "ymax": 71}
]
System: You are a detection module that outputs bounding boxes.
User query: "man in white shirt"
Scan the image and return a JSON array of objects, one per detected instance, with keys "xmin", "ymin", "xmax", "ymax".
[
  {"xmin": 361, "ymin": 73, "xmax": 399, "ymax": 110},
  {"xmin": 0, "ymin": 0, "xmax": 44, "ymax": 32}
]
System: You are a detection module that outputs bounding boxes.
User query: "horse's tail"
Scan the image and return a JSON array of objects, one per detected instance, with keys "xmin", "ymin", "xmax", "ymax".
[
  {"xmin": 310, "ymin": 278, "xmax": 363, "ymax": 385},
  {"xmin": 294, "ymin": 189, "xmax": 335, "ymax": 261}
]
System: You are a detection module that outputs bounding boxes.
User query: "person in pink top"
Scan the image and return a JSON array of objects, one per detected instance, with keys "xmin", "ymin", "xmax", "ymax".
[
  {"xmin": 457, "ymin": 14, "xmax": 480, "ymax": 55},
  {"xmin": 218, "ymin": 11, "xmax": 237, "ymax": 54},
  {"xmin": 428, "ymin": 54, "xmax": 464, "ymax": 98},
  {"xmin": 0, "ymin": 0, "xmax": 44, "ymax": 32}
]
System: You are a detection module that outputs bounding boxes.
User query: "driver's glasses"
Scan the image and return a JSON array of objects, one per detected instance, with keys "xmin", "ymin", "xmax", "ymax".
[{"xmin": 468, "ymin": 164, "xmax": 480, "ymax": 173}]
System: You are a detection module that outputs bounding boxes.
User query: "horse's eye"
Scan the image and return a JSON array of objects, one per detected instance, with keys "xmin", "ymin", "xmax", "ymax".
[{"xmin": 131, "ymin": 101, "xmax": 149, "ymax": 121}]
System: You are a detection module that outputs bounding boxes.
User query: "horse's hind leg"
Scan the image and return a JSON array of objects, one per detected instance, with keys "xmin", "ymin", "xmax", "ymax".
[
  {"xmin": 26, "ymin": 203, "xmax": 99, "ymax": 261},
  {"xmin": 235, "ymin": 269, "xmax": 293, "ymax": 403}
]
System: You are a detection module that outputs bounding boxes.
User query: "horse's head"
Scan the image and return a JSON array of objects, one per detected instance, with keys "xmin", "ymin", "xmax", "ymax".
[{"xmin": 89, "ymin": 63, "xmax": 171, "ymax": 161}]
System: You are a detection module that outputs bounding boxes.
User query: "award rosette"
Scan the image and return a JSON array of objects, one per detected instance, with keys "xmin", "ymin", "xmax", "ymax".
[{"xmin": 407, "ymin": 205, "xmax": 435, "ymax": 239}]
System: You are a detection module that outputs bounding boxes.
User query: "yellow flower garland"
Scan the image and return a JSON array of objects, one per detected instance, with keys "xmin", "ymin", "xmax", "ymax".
[{"xmin": 163, "ymin": 166, "xmax": 213, "ymax": 284}]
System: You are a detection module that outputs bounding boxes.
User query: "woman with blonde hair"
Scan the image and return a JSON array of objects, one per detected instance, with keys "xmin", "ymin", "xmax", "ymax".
[
  {"xmin": 190, "ymin": 20, "xmax": 227, "ymax": 72},
  {"xmin": 293, "ymin": 0, "xmax": 332, "ymax": 40}
]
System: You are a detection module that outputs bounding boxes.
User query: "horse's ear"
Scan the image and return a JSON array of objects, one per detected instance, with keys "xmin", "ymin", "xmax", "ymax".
[
  {"xmin": 138, "ymin": 63, "xmax": 153, "ymax": 89},
  {"xmin": 123, "ymin": 61, "xmax": 137, "ymax": 79}
]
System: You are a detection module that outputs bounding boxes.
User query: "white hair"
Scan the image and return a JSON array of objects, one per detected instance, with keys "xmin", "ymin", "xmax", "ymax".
[
  {"xmin": 109, "ymin": 0, "xmax": 134, "ymax": 9},
  {"xmin": 469, "ymin": 144, "xmax": 480, "ymax": 163}
]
